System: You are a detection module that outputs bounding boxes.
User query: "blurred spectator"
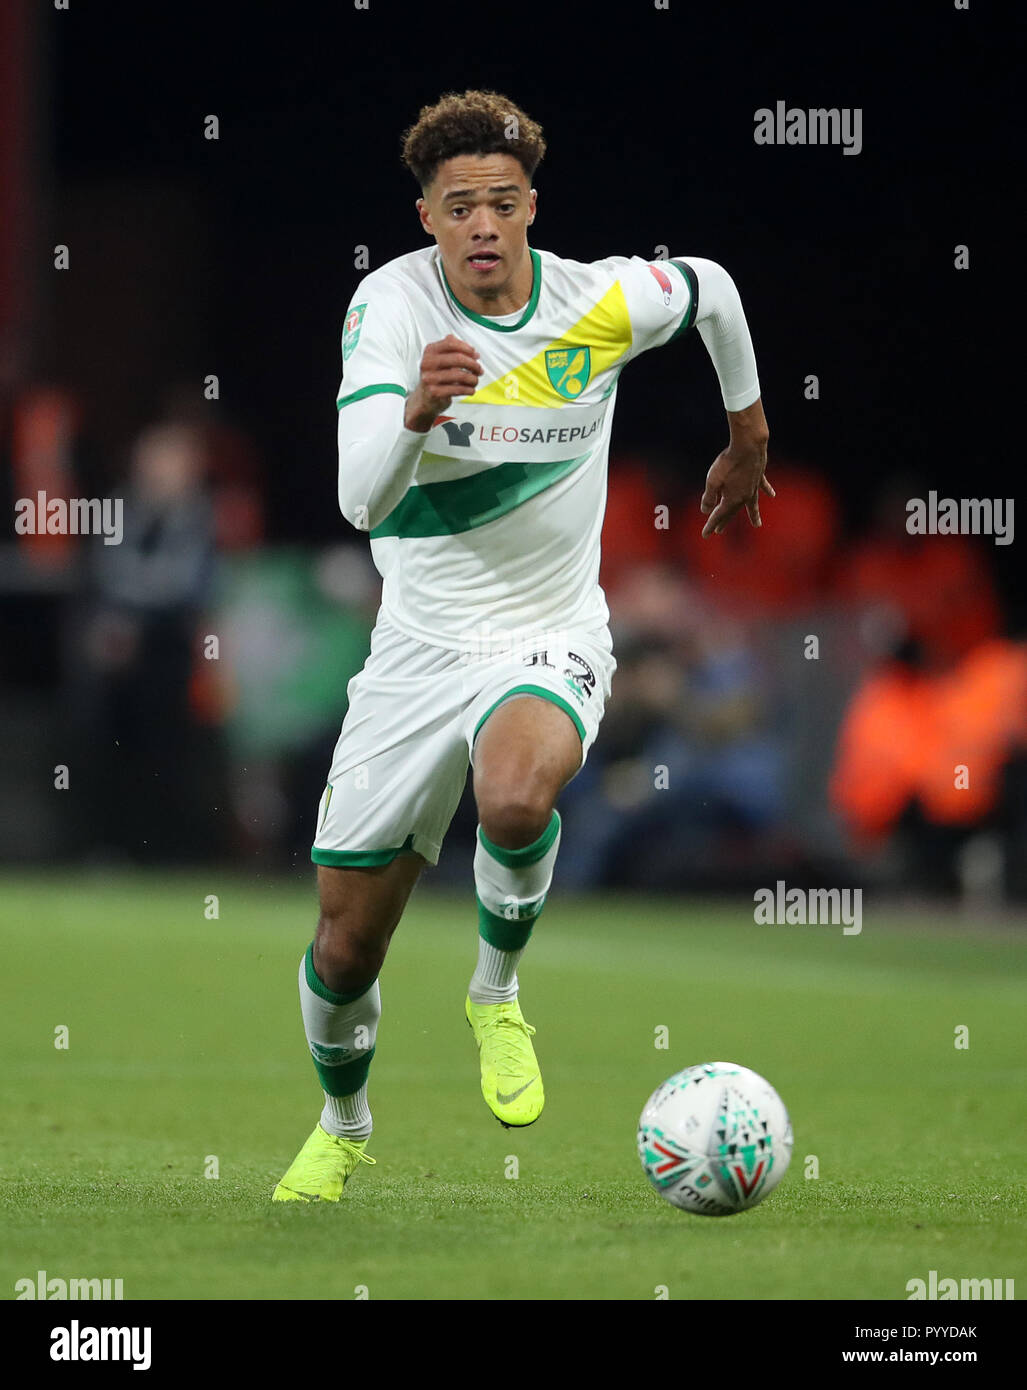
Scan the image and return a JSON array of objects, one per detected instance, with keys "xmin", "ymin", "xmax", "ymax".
[
  {"xmin": 91, "ymin": 422, "xmax": 214, "ymax": 608},
  {"xmin": 162, "ymin": 385, "xmax": 266, "ymax": 551},
  {"xmin": 8, "ymin": 385, "xmax": 82, "ymax": 571},
  {"xmin": 215, "ymin": 543, "xmax": 379, "ymax": 864},
  {"xmin": 68, "ymin": 421, "xmax": 219, "ymax": 861},
  {"xmin": 558, "ymin": 563, "xmax": 786, "ymax": 888},
  {"xmin": 830, "ymin": 636, "xmax": 1027, "ymax": 896}
]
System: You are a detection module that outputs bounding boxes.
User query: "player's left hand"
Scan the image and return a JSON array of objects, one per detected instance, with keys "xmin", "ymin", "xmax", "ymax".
[
  {"xmin": 700, "ymin": 398, "xmax": 773, "ymax": 537},
  {"xmin": 700, "ymin": 448, "xmax": 775, "ymax": 537}
]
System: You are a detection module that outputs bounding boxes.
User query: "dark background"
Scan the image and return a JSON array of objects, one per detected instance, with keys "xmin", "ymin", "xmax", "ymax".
[
  {"xmin": 1, "ymin": 0, "xmax": 1021, "ymax": 885},
  {"xmin": 39, "ymin": 0, "xmax": 1012, "ymax": 576}
]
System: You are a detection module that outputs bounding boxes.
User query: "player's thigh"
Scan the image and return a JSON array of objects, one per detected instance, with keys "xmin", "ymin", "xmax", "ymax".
[
  {"xmin": 317, "ymin": 851, "xmax": 426, "ymax": 948},
  {"xmin": 472, "ymin": 694, "xmax": 583, "ymax": 814}
]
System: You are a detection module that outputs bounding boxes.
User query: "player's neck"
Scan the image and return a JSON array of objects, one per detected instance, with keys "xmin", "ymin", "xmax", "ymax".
[{"xmin": 445, "ymin": 246, "xmax": 534, "ymax": 319}]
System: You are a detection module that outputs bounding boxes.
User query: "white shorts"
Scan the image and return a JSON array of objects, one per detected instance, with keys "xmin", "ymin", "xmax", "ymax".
[{"xmin": 312, "ymin": 614, "xmax": 616, "ymax": 868}]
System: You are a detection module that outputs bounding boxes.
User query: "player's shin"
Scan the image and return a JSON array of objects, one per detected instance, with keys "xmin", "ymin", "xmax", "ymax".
[
  {"xmin": 298, "ymin": 945, "xmax": 379, "ymax": 1140},
  {"xmin": 468, "ymin": 809, "xmax": 561, "ymax": 1003}
]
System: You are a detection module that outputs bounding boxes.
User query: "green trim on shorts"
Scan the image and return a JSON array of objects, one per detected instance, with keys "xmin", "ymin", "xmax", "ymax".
[
  {"xmin": 473, "ymin": 685, "xmax": 586, "ymax": 747},
  {"xmin": 478, "ymin": 808, "xmax": 561, "ymax": 870},
  {"xmin": 303, "ymin": 943, "xmax": 377, "ymax": 1006},
  {"xmin": 311, "ymin": 832, "xmax": 416, "ymax": 869}
]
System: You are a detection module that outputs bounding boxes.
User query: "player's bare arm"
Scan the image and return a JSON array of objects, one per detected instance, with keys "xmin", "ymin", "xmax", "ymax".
[
  {"xmin": 404, "ymin": 334, "xmax": 483, "ymax": 433},
  {"xmin": 700, "ymin": 396, "xmax": 774, "ymax": 537},
  {"xmin": 679, "ymin": 254, "xmax": 771, "ymax": 537}
]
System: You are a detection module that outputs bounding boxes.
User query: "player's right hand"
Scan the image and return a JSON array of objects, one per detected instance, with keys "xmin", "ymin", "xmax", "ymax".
[{"xmin": 404, "ymin": 335, "xmax": 482, "ymax": 432}]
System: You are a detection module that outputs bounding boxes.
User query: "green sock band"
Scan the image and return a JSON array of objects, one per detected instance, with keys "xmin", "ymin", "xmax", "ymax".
[
  {"xmin": 303, "ymin": 945, "xmax": 378, "ymax": 1096},
  {"xmin": 477, "ymin": 808, "xmax": 561, "ymax": 868},
  {"xmin": 312, "ymin": 1045, "xmax": 376, "ymax": 1097},
  {"xmin": 477, "ymin": 896, "xmax": 537, "ymax": 952},
  {"xmin": 475, "ymin": 809, "xmax": 560, "ymax": 950}
]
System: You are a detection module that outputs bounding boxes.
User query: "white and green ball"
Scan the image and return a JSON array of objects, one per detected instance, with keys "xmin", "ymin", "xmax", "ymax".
[{"xmin": 638, "ymin": 1062, "xmax": 793, "ymax": 1215}]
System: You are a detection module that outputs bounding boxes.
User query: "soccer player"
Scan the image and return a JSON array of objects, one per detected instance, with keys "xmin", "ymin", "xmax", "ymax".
[{"xmin": 273, "ymin": 90, "xmax": 771, "ymax": 1201}]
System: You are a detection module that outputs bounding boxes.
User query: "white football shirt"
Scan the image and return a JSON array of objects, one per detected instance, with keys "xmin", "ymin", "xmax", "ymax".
[{"xmin": 336, "ymin": 245, "xmax": 759, "ymax": 653}]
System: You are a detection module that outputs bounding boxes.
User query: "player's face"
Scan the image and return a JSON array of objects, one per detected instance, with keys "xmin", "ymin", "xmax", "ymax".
[{"xmin": 416, "ymin": 154, "xmax": 536, "ymax": 311}]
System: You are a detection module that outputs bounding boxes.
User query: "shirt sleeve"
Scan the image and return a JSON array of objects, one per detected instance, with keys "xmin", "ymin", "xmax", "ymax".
[
  {"xmin": 687, "ymin": 257, "xmax": 761, "ymax": 412},
  {"xmin": 611, "ymin": 254, "xmax": 698, "ymax": 355},
  {"xmin": 335, "ymin": 277, "xmax": 427, "ymax": 533},
  {"xmin": 335, "ymin": 277, "xmax": 415, "ymax": 408},
  {"xmin": 615, "ymin": 254, "xmax": 761, "ymax": 412}
]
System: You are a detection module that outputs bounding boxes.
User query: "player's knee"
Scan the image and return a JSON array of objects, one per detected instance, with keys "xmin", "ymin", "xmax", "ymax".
[
  {"xmin": 313, "ymin": 912, "xmax": 387, "ymax": 995},
  {"xmin": 477, "ymin": 788, "xmax": 553, "ymax": 850}
]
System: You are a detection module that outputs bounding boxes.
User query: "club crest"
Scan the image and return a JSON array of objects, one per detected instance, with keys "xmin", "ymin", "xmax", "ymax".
[{"xmin": 545, "ymin": 346, "xmax": 591, "ymax": 400}]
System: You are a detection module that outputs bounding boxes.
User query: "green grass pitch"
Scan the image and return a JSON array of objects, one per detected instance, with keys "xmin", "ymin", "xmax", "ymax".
[{"xmin": 1, "ymin": 872, "xmax": 1024, "ymax": 1301}]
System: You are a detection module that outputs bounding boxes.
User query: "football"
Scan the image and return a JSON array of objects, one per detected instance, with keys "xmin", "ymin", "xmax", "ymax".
[{"xmin": 638, "ymin": 1061, "xmax": 793, "ymax": 1215}]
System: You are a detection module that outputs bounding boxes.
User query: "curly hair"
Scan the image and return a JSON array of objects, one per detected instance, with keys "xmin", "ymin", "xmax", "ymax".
[{"xmin": 401, "ymin": 90, "xmax": 546, "ymax": 190}]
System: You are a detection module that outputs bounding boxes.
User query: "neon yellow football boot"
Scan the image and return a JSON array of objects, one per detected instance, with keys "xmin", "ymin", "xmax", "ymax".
[
  {"xmin": 465, "ymin": 995, "xmax": 545, "ymax": 1128},
  {"xmin": 272, "ymin": 1123, "xmax": 376, "ymax": 1202}
]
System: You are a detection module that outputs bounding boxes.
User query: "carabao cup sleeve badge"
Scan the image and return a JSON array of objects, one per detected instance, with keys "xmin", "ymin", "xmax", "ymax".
[{"xmin": 343, "ymin": 303, "xmax": 368, "ymax": 361}]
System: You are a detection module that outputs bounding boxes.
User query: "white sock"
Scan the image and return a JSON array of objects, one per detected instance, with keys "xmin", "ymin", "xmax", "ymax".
[
  {"xmin": 468, "ymin": 810, "xmax": 561, "ymax": 1004},
  {"xmin": 469, "ymin": 937, "xmax": 523, "ymax": 1004},
  {"xmin": 320, "ymin": 1085, "xmax": 372, "ymax": 1141},
  {"xmin": 298, "ymin": 947, "xmax": 379, "ymax": 1140}
]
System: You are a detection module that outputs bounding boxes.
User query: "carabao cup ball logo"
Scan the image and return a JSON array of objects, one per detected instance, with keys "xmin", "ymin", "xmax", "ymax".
[{"xmin": 545, "ymin": 346, "xmax": 591, "ymax": 400}]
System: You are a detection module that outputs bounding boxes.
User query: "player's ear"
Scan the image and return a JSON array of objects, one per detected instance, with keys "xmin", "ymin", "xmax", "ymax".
[
  {"xmin": 527, "ymin": 188, "xmax": 537, "ymax": 224},
  {"xmin": 415, "ymin": 196, "xmax": 433, "ymax": 236}
]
